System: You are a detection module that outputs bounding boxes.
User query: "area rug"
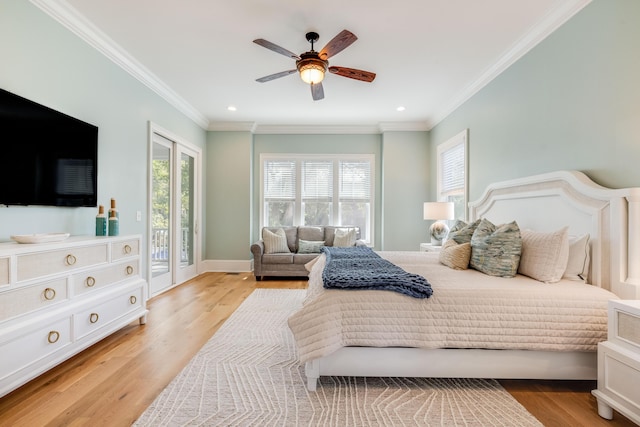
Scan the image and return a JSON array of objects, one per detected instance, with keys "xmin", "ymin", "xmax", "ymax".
[{"xmin": 134, "ymin": 289, "xmax": 542, "ymax": 426}]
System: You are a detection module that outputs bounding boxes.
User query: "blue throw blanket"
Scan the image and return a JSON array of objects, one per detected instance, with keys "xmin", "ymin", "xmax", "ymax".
[{"xmin": 322, "ymin": 246, "xmax": 433, "ymax": 298}]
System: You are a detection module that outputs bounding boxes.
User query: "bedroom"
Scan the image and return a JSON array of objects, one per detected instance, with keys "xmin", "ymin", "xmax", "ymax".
[{"xmin": 0, "ymin": 0, "xmax": 639, "ymax": 425}]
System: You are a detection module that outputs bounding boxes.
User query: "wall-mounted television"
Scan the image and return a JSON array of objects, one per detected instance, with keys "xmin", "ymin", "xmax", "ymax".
[{"xmin": 0, "ymin": 88, "xmax": 98, "ymax": 207}]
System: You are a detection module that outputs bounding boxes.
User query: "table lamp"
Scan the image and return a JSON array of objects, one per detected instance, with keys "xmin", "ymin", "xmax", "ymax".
[{"xmin": 423, "ymin": 202, "xmax": 455, "ymax": 246}]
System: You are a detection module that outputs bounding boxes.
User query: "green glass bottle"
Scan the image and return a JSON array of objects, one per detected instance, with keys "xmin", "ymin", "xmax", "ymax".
[
  {"xmin": 108, "ymin": 209, "xmax": 119, "ymax": 236},
  {"xmin": 95, "ymin": 205, "xmax": 107, "ymax": 236}
]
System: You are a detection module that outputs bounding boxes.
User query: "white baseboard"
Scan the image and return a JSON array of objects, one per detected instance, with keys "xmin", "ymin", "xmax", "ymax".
[{"xmin": 199, "ymin": 259, "xmax": 253, "ymax": 274}]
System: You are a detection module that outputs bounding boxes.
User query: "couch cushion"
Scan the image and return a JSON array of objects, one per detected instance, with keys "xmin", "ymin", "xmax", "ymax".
[
  {"xmin": 262, "ymin": 253, "xmax": 294, "ymax": 264},
  {"xmin": 264, "ymin": 226, "xmax": 297, "ymax": 252},
  {"xmin": 334, "ymin": 228, "xmax": 357, "ymax": 247},
  {"xmin": 294, "ymin": 253, "xmax": 320, "ymax": 264},
  {"xmin": 324, "ymin": 226, "xmax": 360, "ymax": 246},
  {"xmin": 297, "ymin": 239, "xmax": 325, "ymax": 254},
  {"xmin": 298, "ymin": 226, "xmax": 324, "ymax": 242},
  {"xmin": 262, "ymin": 228, "xmax": 291, "ymax": 254}
]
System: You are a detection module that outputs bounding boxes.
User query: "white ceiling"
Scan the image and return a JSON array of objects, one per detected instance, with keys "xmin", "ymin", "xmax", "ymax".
[{"xmin": 38, "ymin": 0, "xmax": 590, "ymax": 131}]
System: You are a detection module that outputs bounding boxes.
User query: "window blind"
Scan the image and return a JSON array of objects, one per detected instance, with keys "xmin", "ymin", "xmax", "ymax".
[
  {"xmin": 440, "ymin": 142, "xmax": 465, "ymax": 194},
  {"xmin": 339, "ymin": 161, "xmax": 371, "ymax": 200},
  {"xmin": 264, "ymin": 160, "xmax": 295, "ymax": 199},
  {"xmin": 302, "ymin": 160, "xmax": 332, "ymax": 200}
]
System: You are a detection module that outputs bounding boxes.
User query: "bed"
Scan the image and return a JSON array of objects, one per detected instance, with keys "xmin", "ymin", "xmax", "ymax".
[{"xmin": 287, "ymin": 170, "xmax": 640, "ymax": 391}]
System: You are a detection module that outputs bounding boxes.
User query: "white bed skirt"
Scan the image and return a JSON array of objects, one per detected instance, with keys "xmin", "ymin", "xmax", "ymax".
[{"xmin": 305, "ymin": 347, "xmax": 596, "ymax": 391}]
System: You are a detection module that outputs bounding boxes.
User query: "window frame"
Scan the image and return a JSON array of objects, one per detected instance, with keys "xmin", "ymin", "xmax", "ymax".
[
  {"xmin": 260, "ymin": 153, "xmax": 375, "ymax": 244},
  {"xmin": 436, "ymin": 129, "xmax": 468, "ymax": 221}
]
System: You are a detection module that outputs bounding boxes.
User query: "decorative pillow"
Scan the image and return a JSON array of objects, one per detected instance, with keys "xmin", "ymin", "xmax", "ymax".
[
  {"xmin": 563, "ymin": 234, "xmax": 590, "ymax": 282},
  {"xmin": 297, "ymin": 239, "xmax": 325, "ymax": 254},
  {"xmin": 333, "ymin": 228, "xmax": 357, "ymax": 247},
  {"xmin": 262, "ymin": 228, "xmax": 291, "ymax": 254},
  {"xmin": 448, "ymin": 219, "xmax": 481, "ymax": 244},
  {"xmin": 470, "ymin": 219, "xmax": 522, "ymax": 277},
  {"xmin": 518, "ymin": 227, "xmax": 569, "ymax": 283},
  {"xmin": 439, "ymin": 239, "xmax": 471, "ymax": 270}
]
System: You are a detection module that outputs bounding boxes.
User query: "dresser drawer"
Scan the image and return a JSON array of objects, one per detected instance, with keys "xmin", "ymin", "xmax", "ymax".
[
  {"xmin": 0, "ymin": 257, "xmax": 9, "ymax": 286},
  {"xmin": 0, "ymin": 316, "xmax": 72, "ymax": 382},
  {"xmin": 72, "ymin": 262, "xmax": 139, "ymax": 296},
  {"xmin": 17, "ymin": 243, "xmax": 109, "ymax": 282},
  {"xmin": 608, "ymin": 300, "xmax": 640, "ymax": 352},
  {"xmin": 111, "ymin": 239, "xmax": 140, "ymax": 261},
  {"xmin": 597, "ymin": 341, "xmax": 640, "ymax": 415},
  {"xmin": 0, "ymin": 278, "xmax": 68, "ymax": 322},
  {"xmin": 74, "ymin": 284, "xmax": 144, "ymax": 340}
]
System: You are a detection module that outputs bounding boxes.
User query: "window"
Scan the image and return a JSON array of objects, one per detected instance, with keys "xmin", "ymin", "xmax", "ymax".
[
  {"xmin": 436, "ymin": 129, "xmax": 468, "ymax": 221},
  {"xmin": 261, "ymin": 154, "xmax": 374, "ymax": 243}
]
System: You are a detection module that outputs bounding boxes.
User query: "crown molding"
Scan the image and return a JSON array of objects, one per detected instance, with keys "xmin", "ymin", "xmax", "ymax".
[
  {"xmin": 29, "ymin": 0, "xmax": 210, "ymax": 129},
  {"xmin": 378, "ymin": 122, "xmax": 430, "ymax": 132},
  {"xmin": 207, "ymin": 122, "xmax": 429, "ymax": 134},
  {"xmin": 207, "ymin": 121, "xmax": 258, "ymax": 132},
  {"xmin": 30, "ymin": 0, "xmax": 590, "ymax": 134},
  {"xmin": 428, "ymin": 0, "xmax": 591, "ymax": 129}
]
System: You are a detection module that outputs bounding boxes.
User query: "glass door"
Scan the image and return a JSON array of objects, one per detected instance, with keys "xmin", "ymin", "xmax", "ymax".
[
  {"xmin": 175, "ymin": 146, "xmax": 198, "ymax": 284},
  {"xmin": 149, "ymin": 129, "xmax": 200, "ymax": 296},
  {"xmin": 150, "ymin": 135, "xmax": 173, "ymax": 295}
]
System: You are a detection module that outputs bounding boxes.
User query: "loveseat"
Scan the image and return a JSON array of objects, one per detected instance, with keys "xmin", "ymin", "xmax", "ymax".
[{"xmin": 250, "ymin": 225, "xmax": 365, "ymax": 280}]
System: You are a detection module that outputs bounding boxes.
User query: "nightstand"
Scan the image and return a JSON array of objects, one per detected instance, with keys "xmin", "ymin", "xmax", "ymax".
[
  {"xmin": 592, "ymin": 300, "xmax": 640, "ymax": 425},
  {"xmin": 419, "ymin": 243, "xmax": 442, "ymax": 253}
]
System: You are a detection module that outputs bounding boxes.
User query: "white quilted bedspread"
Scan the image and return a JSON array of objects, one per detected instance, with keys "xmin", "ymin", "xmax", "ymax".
[{"xmin": 288, "ymin": 251, "xmax": 618, "ymax": 363}]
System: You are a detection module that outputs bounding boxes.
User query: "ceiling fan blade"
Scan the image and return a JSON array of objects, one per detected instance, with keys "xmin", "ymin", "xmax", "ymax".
[
  {"xmin": 253, "ymin": 39, "xmax": 301, "ymax": 60},
  {"xmin": 318, "ymin": 30, "xmax": 357, "ymax": 59},
  {"xmin": 328, "ymin": 66, "xmax": 376, "ymax": 82},
  {"xmin": 256, "ymin": 69, "xmax": 297, "ymax": 83},
  {"xmin": 311, "ymin": 82, "xmax": 324, "ymax": 101}
]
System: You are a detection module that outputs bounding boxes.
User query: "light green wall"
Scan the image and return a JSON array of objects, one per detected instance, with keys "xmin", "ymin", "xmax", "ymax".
[
  {"xmin": 8, "ymin": 0, "xmax": 637, "ymax": 267},
  {"xmin": 203, "ymin": 131, "xmax": 431, "ymax": 261},
  {"xmin": 381, "ymin": 132, "xmax": 431, "ymax": 250},
  {"xmin": 205, "ymin": 131, "xmax": 252, "ymax": 260},
  {"xmin": 430, "ymin": 0, "xmax": 640, "ymax": 201},
  {"xmin": 0, "ymin": 0, "xmax": 206, "ymax": 276},
  {"xmin": 252, "ymin": 133, "xmax": 383, "ymax": 248}
]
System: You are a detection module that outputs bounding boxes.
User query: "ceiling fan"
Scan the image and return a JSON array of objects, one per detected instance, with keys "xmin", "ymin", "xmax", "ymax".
[{"xmin": 253, "ymin": 30, "xmax": 376, "ymax": 101}]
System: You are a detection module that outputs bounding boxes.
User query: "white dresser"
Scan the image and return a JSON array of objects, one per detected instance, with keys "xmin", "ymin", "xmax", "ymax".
[
  {"xmin": 592, "ymin": 299, "xmax": 640, "ymax": 425},
  {"xmin": 0, "ymin": 235, "xmax": 147, "ymax": 397}
]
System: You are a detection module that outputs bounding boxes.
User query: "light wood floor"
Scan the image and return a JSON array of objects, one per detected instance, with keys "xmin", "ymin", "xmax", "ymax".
[{"xmin": 0, "ymin": 272, "xmax": 634, "ymax": 426}]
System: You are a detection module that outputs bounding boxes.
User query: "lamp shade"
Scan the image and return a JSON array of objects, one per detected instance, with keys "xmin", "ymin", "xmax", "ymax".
[
  {"xmin": 423, "ymin": 202, "xmax": 455, "ymax": 220},
  {"xmin": 299, "ymin": 63, "xmax": 325, "ymax": 84}
]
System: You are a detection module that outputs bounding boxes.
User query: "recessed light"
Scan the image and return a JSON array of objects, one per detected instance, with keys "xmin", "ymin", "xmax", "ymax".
[
  {"xmin": 227, "ymin": 105, "xmax": 237, "ymax": 112},
  {"xmin": 396, "ymin": 106, "xmax": 405, "ymax": 112}
]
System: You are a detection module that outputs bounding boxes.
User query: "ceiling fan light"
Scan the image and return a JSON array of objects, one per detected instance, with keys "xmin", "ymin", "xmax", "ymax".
[{"xmin": 299, "ymin": 63, "xmax": 325, "ymax": 84}]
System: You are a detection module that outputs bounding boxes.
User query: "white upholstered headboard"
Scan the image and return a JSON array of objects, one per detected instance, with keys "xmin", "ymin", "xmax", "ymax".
[{"xmin": 468, "ymin": 170, "xmax": 640, "ymax": 299}]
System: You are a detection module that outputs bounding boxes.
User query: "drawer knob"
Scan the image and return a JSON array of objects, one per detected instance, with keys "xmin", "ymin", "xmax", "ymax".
[
  {"xmin": 124, "ymin": 244, "xmax": 132, "ymax": 254},
  {"xmin": 86, "ymin": 276, "xmax": 96, "ymax": 287},
  {"xmin": 129, "ymin": 295, "xmax": 137, "ymax": 304},
  {"xmin": 48, "ymin": 330, "xmax": 60, "ymax": 344},
  {"xmin": 126, "ymin": 265, "xmax": 134, "ymax": 275},
  {"xmin": 89, "ymin": 312, "xmax": 99, "ymax": 324},
  {"xmin": 65, "ymin": 254, "xmax": 77, "ymax": 266},
  {"xmin": 43, "ymin": 287, "xmax": 56, "ymax": 300}
]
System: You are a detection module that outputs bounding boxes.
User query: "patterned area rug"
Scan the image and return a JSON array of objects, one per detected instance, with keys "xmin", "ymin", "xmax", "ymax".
[{"xmin": 134, "ymin": 289, "xmax": 542, "ymax": 426}]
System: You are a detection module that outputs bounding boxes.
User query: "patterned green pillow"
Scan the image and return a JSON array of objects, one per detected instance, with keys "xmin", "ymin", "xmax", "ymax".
[
  {"xmin": 297, "ymin": 239, "xmax": 325, "ymax": 254},
  {"xmin": 470, "ymin": 219, "xmax": 522, "ymax": 277},
  {"xmin": 448, "ymin": 219, "xmax": 481, "ymax": 244}
]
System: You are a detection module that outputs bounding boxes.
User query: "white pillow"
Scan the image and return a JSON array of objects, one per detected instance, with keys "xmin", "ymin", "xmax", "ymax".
[
  {"xmin": 563, "ymin": 234, "xmax": 590, "ymax": 282},
  {"xmin": 262, "ymin": 228, "xmax": 291, "ymax": 254},
  {"xmin": 333, "ymin": 228, "xmax": 357, "ymax": 247},
  {"xmin": 518, "ymin": 227, "xmax": 569, "ymax": 283}
]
